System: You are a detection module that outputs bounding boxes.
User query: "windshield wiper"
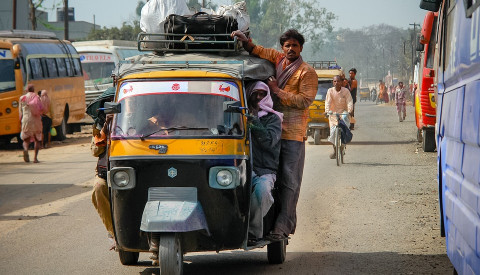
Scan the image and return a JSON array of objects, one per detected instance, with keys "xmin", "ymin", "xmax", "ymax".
[{"xmin": 140, "ymin": 126, "xmax": 209, "ymax": 141}]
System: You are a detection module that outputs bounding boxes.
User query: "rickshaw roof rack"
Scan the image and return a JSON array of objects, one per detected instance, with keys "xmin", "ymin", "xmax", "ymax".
[
  {"xmin": 307, "ymin": 61, "xmax": 341, "ymax": 70},
  {"xmin": 137, "ymin": 32, "xmax": 240, "ymax": 53},
  {"xmin": 115, "ymin": 51, "xmax": 275, "ymax": 81},
  {"xmin": 0, "ymin": 30, "xmax": 57, "ymax": 39}
]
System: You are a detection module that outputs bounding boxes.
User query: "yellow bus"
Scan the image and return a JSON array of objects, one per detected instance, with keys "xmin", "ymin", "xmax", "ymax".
[{"xmin": 0, "ymin": 30, "xmax": 85, "ymax": 143}]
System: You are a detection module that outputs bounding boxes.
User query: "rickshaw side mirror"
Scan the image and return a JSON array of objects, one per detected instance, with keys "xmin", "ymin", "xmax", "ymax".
[
  {"xmin": 100, "ymin": 102, "xmax": 121, "ymax": 114},
  {"xmin": 223, "ymin": 101, "xmax": 245, "ymax": 113}
]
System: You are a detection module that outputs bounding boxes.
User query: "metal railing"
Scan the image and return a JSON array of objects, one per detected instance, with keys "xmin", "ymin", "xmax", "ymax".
[{"xmin": 137, "ymin": 32, "xmax": 239, "ymax": 53}]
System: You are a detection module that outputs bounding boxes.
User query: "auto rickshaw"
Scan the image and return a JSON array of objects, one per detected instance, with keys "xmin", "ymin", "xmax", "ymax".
[
  {"xmin": 103, "ymin": 33, "xmax": 287, "ymax": 274},
  {"xmin": 306, "ymin": 61, "xmax": 342, "ymax": 145},
  {"xmin": 358, "ymin": 87, "xmax": 370, "ymax": 101}
]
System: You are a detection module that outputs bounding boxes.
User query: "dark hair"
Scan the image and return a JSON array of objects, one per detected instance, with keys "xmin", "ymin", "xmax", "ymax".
[
  {"xmin": 279, "ymin": 29, "xmax": 305, "ymax": 46},
  {"xmin": 349, "ymin": 68, "xmax": 357, "ymax": 74},
  {"xmin": 399, "ymin": 81, "xmax": 404, "ymax": 85}
]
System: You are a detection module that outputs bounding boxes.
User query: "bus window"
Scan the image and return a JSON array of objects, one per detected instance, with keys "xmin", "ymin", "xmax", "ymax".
[
  {"xmin": 65, "ymin": 58, "xmax": 73, "ymax": 76},
  {"xmin": 73, "ymin": 58, "xmax": 82, "ymax": 76},
  {"xmin": 56, "ymin": 58, "xmax": 67, "ymax": 77},
  {"xmin": 29, "ymin": 58, "xmax": 44, "ymax": 79},
  {"xmin": 45, "ymin": 58, "xmax": 58, "ymax": 78},
  {"xmin": 0, "ymin": 58, "xmax": 15, "ymax": 92}
]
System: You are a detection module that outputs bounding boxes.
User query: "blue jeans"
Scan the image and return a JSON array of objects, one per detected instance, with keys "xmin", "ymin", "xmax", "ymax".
[{"xmin": 249, "ymin": 172, "xmax": 276, "ymax": 239}]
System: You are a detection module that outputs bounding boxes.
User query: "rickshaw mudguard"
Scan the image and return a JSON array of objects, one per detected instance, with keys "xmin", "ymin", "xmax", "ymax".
[{"xmin": 140, "ymin": 200, "xmax": 210, "ymax": 235}]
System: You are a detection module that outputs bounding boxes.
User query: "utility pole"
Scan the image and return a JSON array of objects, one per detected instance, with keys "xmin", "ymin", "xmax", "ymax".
[
  {"xmin": 409, "ymin": 23, "xmax": 420, "ymax": 88},
  {"xmin": 12, "ymin": 0, "xmax": 17, "ymax": 29},
  {"xmin": 64, "ymin": 0, "xmax": 69, "ymax": 40}
]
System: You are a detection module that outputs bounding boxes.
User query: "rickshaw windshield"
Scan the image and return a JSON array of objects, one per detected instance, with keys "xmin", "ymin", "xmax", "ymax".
[
  {"xmin": 112, "ymin": 80, "xmax": 244, "ymax": 139},
  {"xmin": 315, "ymin": 81, "xmax": 331, "ymax": 100}
]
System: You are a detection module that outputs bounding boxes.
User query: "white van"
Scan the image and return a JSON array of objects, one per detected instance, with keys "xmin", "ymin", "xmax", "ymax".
[{"xmin": 72, "ymin": 40, "xmax": 144, "ymax": 106}]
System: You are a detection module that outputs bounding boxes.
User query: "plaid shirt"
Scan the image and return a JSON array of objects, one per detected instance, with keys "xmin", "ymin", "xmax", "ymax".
[{"xmin": 252, "ymin": 45, "xmax": 318, "ymax": 142}]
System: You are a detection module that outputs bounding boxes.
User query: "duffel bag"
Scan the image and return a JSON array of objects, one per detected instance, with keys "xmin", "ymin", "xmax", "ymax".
[{"xmin": 164, "ymin": 12, "xmax": 238, "ymax": 49}]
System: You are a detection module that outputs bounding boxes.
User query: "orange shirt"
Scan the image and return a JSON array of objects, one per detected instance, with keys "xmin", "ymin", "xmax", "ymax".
[{"xmin": 251, "ymin": 45, "xmax": 318, "ymax": 142}]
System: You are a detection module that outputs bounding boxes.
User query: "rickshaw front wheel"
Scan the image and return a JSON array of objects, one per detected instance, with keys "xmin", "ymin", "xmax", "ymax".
[
  {"xmin": 267, "ymin": 239, "xmax": 286, "ymax": 264},
  {"xmin": 118, "ymin": 249, "xmax": 139, "ymax": 265},
  {"xmin": 159, "ymin": 233, "xmax": 183, "ymax": 275},
  {"xmin": 314, "ymin": 129, "xmax": 321, "ymax": 145}
]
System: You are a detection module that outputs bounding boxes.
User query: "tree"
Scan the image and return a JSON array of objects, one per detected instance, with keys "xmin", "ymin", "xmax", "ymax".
[
  {"xmin": 136, "ymin": 1, "xmax": 145, "ymax": 18},
  {"xmin": 85, "ymin": 22, "xmax": 142, "ymax": 41},
  {"xmin": 28, "ymin": 0, "xmax": 45, "ymax": 30},
  {"xmin": 241, "ymin": 0, "xmax": 336, "ymax": 48}
]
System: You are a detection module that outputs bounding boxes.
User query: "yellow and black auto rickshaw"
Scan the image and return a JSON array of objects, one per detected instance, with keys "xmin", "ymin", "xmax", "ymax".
[
  {"xmin": 102, "ymin": 33, "xmax": 287, "ymax": 274},
  {"xmin": 306, "ymin": 61, "xmax": 342, "ymax": 144}
]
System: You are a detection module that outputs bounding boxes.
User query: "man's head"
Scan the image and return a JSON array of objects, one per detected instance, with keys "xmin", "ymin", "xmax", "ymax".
[
  {"xmin": 279, "ymin": 29, "xmax": 305, "ymax": 62},
  {"xmin": 26, "ymin": 84, "xmax": 34, "ymax": 93},
  {"xmin": 333, "ymin": 75, "xmax": 342, "ymax": 90},
  {"xmin": 398, "ymin": 81, "xmax": 404, "ymax": 88},
  {"xmin": 349, "ymin": 68, "xmax": 357, "ymax": 79},
  {"xmin": 247, "ymin": 82, "xmax": 269, "ymax": 113}
]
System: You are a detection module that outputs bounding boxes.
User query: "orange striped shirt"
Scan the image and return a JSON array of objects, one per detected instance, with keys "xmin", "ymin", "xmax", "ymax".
[{"xmin": 252, "ymin": 45, "xmax": 318, "ymax": 142}]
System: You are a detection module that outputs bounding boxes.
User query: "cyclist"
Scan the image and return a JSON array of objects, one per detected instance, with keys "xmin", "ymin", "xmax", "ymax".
[{"xmin": 325, "ymin": 75, "xmax": 353, "ymax": 159}]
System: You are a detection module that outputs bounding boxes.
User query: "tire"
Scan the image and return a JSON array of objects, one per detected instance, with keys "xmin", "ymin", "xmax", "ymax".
[
  {"xmin": 314, "ymin": 129, "xmax": 321, "ymax": 145},
  {"xmin": 341, "ymin": 144, "xmax": 345, "ymax": 164},
  {"xmin": 118, "ymin": 249, "xmax": 139, "ymax": 265},
  {"xmin": 267, "ymin": 239, "xmax": 286, "ymax": 264},
  {"xmin": 55, "ymin": 116, "xmax": 68, "ymax": 141},
  {"xmin": 422, "ymin": 129, "xmax": 436, "ymax": 152},
  {"xmin": 416, "ymin": 128, "xmax": 422, "ymax": 143},
  {"xmin": 159, "ymin": 233, "xmax": 183, "ymax": 275},
  {"xmin": 336, "ymin": 127, "xmax": 342, "ymax": 166}
]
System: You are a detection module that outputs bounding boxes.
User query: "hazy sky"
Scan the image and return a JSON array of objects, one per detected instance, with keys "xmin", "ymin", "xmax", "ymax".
[{"xmin": 41, "ymin": 0, "xmax": 427, "ymax": 30}]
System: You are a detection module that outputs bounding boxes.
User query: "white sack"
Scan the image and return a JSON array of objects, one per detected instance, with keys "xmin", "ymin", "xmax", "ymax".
[
  {"xmin": 140, "ymin": 0, "xmax": 191, "ymax": 33},
  {"xmin": 217, "ymin": 1, "xmax": 250, "ymax": 32}
]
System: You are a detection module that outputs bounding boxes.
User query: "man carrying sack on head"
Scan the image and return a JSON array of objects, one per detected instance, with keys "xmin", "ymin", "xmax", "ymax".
[{"xmin": 232, "ymin": 29, "xmax": 318, "ymax": 241}]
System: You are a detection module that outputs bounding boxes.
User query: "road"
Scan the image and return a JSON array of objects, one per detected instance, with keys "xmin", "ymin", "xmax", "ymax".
[{"xmin": 0, "ymin": 101, "xmax": 453, "ymax": 274}]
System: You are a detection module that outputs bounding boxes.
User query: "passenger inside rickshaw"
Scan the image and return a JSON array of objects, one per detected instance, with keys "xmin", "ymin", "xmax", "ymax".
[{"xmin": 112, "ymin": 80, "xmax": 244, "ymax": 139}]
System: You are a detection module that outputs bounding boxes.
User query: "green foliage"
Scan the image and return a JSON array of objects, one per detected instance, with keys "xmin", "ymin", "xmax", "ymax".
[
  {"xmin": 238, "ymin": 0, "xmax": 336, "ymax": 48},
  {"xmin": 84, "ymin": 21, "xmax": 142, "ymax": 41},
  {"xmin": 306, "ymin": 24, "xmax": 418, "ymax": 83},
  {"xmin": 136, "ymin": 1, "xmax": 145, "ymax": 18}
]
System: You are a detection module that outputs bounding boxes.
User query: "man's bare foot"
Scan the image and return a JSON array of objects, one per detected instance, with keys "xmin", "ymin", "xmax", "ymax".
[{"xmin": 33, "ymin": 159, "xmax": 39, "ymax": 163}]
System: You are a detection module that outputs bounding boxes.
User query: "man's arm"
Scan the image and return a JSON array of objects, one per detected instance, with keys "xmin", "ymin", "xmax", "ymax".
[
  {"xmin": 325, "ymin": 89, "xmax": 332, "ymax": 113},
  {"xmin": 231, "ymin": 30, "xmax": 280, "ymax": 64},
  {"xmin": 269, "ymin": 69, "xmax": 318, "ymax": 109},
  {"xmin": 345, "ymin": 90, "xmax": 354, "ymax": 113}
]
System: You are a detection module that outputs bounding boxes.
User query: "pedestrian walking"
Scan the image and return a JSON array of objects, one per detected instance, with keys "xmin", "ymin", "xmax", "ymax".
[
  {"xmin": 19, "ymin": 84, "xmax": 43, "ymax": 163},
  {"xmin": 39, "ymin": 90, "xmax": 52, "ymax": 148},
  {"xmin": 396, "ymin": 82, "xmax": 407, "ymax": 122}
]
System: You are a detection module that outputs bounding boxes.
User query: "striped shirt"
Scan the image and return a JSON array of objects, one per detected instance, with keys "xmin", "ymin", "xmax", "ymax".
[{"xmin": 252, "ymin": 45, "xmax": 318, "ymax": 142}]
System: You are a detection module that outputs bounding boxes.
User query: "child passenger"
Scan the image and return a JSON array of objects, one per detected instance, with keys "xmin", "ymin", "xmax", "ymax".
[{"xmin": 246, "ymin": 81, "xmax": 283, "ymax": 243}]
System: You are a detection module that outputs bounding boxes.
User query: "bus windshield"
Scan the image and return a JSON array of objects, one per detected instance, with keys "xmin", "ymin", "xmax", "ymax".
[
  {"xmin": 82, "ymin": 62, "xmax": 115, "ymax": 84},
  {"xmin": 316, "ymin": 81, "xmax": 331, "ymax": 100},
  {"xmin": 112, "ymin": 80, "xmax": 244, "ymax": 139},
  {"xmin": 0, "ymin": 59, "xmax": 16, "ymax": 93}
]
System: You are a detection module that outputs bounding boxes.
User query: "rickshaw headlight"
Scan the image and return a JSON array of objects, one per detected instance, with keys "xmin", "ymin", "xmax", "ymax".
[
  {"xmin": 216, "ymin": 170, "xmax": 233, "ymax": 186},
  {"xmin": 108, "ymin": 167, "xmax": 136, "ymax": 189},
  {"xmin": 113, "ymin": 171, "xmax": 130, "ymax": 187}
]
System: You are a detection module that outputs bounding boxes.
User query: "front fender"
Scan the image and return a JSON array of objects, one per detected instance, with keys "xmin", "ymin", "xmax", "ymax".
[{"xmin": 140, "ymin": 200, "xmax": 210, "ymax": 235}]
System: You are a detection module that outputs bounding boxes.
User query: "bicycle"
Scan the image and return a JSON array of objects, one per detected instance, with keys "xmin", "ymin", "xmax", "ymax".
[{"xmin": 327, "ymin": 111, "xmax": 350, "ymax": 166}]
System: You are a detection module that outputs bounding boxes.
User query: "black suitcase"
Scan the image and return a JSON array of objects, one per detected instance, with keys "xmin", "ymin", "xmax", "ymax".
[{"xmin": 164, "ymin": 12, "xmax": 238, "ymax": 49}]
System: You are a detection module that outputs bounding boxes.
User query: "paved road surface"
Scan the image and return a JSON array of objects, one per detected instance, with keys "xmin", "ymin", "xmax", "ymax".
[{"xmin": 0, "ymin": 101, "xmax": 453, "ymax": 274}]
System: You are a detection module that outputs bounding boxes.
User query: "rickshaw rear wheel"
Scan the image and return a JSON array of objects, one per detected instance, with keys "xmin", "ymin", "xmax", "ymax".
[
  {"xmin": 159, "ymin": 233, "xmax": 183, "ymax": 275},
  {"xmin": 267, "ymin": 239, "xmax": 286, "ymax": 264},
  {"xmin": 314, "ymin": 129, "xmax": 321, "ymax": 145},
  {"xmin": 118, "ymin": 249, "xmax": 139, "ymax": 265}
]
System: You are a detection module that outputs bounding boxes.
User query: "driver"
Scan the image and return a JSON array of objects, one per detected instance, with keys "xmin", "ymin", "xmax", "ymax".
[
  {"xmin": 246, "ymin": 81, "xmax": 283, "ymax": 244},
  {"xmin": 325, "ymin": 75, "xmax": 353, "ymax": 159}
]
